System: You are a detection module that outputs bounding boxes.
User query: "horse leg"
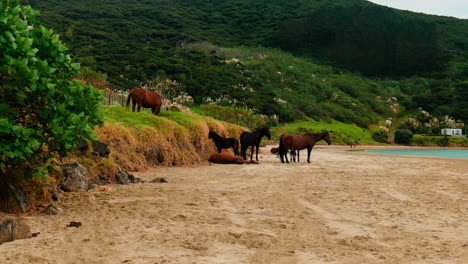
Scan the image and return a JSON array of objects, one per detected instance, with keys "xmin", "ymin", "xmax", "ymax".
[
  {"xmin": 137, "ymin": 103, "xmax": 142, "ymax": 112},
  {"xmin": 217, "ymin": 146, "xmax": 222, "ymax": 153},
  {"xmin": 131, "ymin": 98, "xmax": 136, "ymax": 112},
  {"xmin": 250, "ymin": 146, "xmax": 254, "ymax": 161},
  {"xmin": 153, "ymin": 106, "xmax": 161, "ymax": 115},
  {"xmin": 241, "ymin": 145, "xmax": 247, "ymax": 160},
  {"xmin": 307, "ymin": 147, "xmax": 312, "ymax": 163},
  {"xmin": 255, "ymin": 144, "xmax": 259, "ymax": 161},
  {"xmin": 297, "ymin": 150, "xmax": 300, "ymax": 162}
]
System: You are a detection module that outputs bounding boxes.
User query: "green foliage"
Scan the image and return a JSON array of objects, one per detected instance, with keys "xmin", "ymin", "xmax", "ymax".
[
  {"xmin": 195, "ymin": 105, "xmax": 268, "ymax": 129},
  {"xmin": 271, "ymin": 119, "xmax": 378, "ymax": 144},
  {"xmin": 394, "ymin": 129, "xmax": 414, "ymax": 145},
  {"xmin": 23, "ymin": 0, "xmax": 468, "ymax": 126},
  {"xmin": 411, "ymin": 135, "xmax": 468, "ymax": 147},
  {"xmin": 372, "ymin": 130, "xmax": 389, "ymax": 143},
  {"xmin": 273, "ymin": 5, "xmax": 448, "ymax": 76},
  {"xmin": 0, "ymin": 1, "xmax": 102, "ymax": 183}
]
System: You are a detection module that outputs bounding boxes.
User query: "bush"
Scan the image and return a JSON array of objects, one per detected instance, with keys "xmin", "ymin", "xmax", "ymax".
[
  {"xmin": 0, "ymin": 1, "xmax": 102, "ymax": 209},
  {"xmin": 394, "ymin": 129, "xmax": 413, "ymax": 145},
  {"xmin": 372, "ymin": 129, "xmax": 389, "ymax": 143}
]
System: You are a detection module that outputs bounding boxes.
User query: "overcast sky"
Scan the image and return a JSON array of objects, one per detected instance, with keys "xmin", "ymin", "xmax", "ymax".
[{"xmin": 367, "ymin": 0, "xmax": 468, "ymax": 19}]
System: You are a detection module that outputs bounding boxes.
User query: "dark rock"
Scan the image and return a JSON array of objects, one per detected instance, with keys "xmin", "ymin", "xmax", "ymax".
[
  {"xmin": 150, "ymin": 177, "xmax": 168, "ymax": 183},
  {"xmin": 91, "ymin": 141, "xmax": 110, "ymax": 158},
  {"xmin": 76, "ymin": 140, "xmax": 89, "ymax": 155},
  {"xmin": 67, "ymin": 221, "xmax": 82, "ymax": 228},
  {"xmin": 0, "ymin": 218, "xmax": 32, "ymax": 245},
  {"xmin": 115, "ymin": 169, "xmax": 131, "ymax": 185},
  {"xmin": 60, "ymin": 163, "xmax": 92, "ymax": 192},
  {"xmin": 116, "ymin": 168, "xmax": 144, "ymax": 185},
  {"xmin": 128, "ymin": 174, "xmax": 144, "ymax": 184},
  {"xmin": 40, "ymin": 204, "xmax": 63, "ymax": 215}
]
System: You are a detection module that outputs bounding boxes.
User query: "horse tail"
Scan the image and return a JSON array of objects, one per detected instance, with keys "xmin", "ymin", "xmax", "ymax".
[
  {"xmin": 279, "ymin": 134, "xmax": 286, "ymax": 163},
  {"xmin": 125, "ymin": 90, "xmax": 134, "ymax": 108}
]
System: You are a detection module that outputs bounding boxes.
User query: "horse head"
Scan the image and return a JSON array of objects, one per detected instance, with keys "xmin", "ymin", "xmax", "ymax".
[
  {"xmin": 323, "ymin": 131, "xmax": 332, "ymax": 145},
  {"xmin": 208, "ymin": 131, "xmax": 215, "ymax": 139},
  {"xmin": 261, "ymin": 127, "xmax": 271, "ymax": 140}
]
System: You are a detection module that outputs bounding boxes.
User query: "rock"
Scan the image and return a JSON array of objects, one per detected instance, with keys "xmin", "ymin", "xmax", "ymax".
[
  {"xmin": 60, "ymin": 163, "xmax": 92, "ymax": 192},
  {"xmin": 76, "ymin": 140, "xmax": 89, "ymax": 155},
  {"xmin": 67, "ymin": 221, "xmax": 82, "ymax": 228},
  {"xmin": 150, "ymin": 177, "xmax": 168, "ymax": 183},
  {"xmin": 115, "ymin": 169, "xmax": 131, "ymax": 185},
  {"xmin": 40, "ymin": 204, "xmax": 63, "ymax": 215},
  {"xmin": 0, "ymin": 218, "xmax": 32, "ymax": 245},
  {"xmin": 91, "ymin": 140, "xmax": 110, "ymax": 158},
  {"xmin": 116, "ymin": 168, "xmax": 144, "ymax": 185}
]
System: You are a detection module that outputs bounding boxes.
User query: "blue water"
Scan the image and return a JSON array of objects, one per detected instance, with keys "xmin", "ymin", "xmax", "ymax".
[{"xmin": 364, "ymin": 149, "xmax": 468, "ymax": 159}]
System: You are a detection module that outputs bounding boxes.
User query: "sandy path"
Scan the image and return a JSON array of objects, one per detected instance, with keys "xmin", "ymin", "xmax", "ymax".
[{"xmin": 0, "ymin": 147, "xmax": 467, "ymax": 264}]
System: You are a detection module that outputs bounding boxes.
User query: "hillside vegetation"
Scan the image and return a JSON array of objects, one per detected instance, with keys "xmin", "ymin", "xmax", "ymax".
[{"xmin": 23, "ymin": 0, "xmax": 468, "ymax": 127}]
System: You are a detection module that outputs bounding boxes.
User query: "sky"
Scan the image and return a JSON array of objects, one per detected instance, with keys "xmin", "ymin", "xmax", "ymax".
[{"xmin": 367, "ymin": 0, "xmax": 468, "ymax": 19}]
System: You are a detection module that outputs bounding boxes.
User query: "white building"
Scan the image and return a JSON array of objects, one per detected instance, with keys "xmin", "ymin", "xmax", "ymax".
[{"xmin": 441, "ymin": 128, "xmax": 463, "ymax": 136}]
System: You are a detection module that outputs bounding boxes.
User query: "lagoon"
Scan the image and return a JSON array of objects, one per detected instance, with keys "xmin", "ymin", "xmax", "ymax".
[{"xmin": 365, "ymin": 149, "xmax": 468, "ymax": 159}]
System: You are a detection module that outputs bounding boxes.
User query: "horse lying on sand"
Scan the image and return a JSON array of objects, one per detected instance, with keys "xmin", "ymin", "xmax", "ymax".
[
  {"xmin": 208, "ymin": 153, "xmax": 258, "ymax": 164},
  {"xmin": 126, "ymin": 88, "xmax": 162, "ymax": 115}
]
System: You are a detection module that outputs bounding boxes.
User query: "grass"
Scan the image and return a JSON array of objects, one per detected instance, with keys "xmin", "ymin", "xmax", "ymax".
[{"xmin": 271, "ymin": 119, "xmax": 379, "ymax": 145}]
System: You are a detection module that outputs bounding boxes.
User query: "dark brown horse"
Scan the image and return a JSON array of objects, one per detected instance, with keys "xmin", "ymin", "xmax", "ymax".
[
  {"xmin": 126, "ymin": 88, "xmax": 162, "ymax": 115},
  {"xmin": 279, "ymin": 132, "xmax": 332, "ymax": 163}
]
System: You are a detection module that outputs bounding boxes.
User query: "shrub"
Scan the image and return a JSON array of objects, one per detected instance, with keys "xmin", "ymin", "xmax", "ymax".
[
  {"xmin": 0, "ymin": 1, "xmax": 102, "ymax": 209},
  {"xmin": 372, "ymin": 129, "xmax": 389, "ymax": 143},
  {"xmin": 394, "ymin": 129, "xmax": 413, "ymax": 145}
]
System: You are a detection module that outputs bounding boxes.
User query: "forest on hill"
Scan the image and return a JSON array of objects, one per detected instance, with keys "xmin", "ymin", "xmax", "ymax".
[{"xmin": 22, "ymin": 0, "xmax": 468, "ymax": 128}]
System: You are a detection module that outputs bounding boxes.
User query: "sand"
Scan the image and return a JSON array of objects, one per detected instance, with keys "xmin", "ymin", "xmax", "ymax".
[{"xmin": 0, "ymin": 146, "xmax": 467, "ymax": 264}]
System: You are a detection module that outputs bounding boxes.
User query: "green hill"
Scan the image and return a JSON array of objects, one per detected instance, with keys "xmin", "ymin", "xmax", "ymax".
[{"xmin": 23, "ymin": 0, "xmax": 468, "ymax": 126}]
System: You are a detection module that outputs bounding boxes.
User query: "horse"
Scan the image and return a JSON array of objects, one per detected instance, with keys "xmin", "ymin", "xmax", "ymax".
[
  {"xmin": 126, "ymin": 88, "xmax": 162, "ymax": 115},
  {"xmin": 208, "ymin": 153, "xmax": 258, "ymax": 164},
  {"xmin": 279, "ymin": 132, "xmax": 332, "ymax": 163},
  {"xmin": 240, "ymin": 127, "xmax": 271, "ymax": 161},
  {"xmin": 208, "ymin": 131, "xmax": 240, "ymax": 156}
]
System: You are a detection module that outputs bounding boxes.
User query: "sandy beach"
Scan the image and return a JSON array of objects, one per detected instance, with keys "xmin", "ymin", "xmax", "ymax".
[{"xmin": 0, "ymin": 146, "xmax": 467, "ymax": 264}]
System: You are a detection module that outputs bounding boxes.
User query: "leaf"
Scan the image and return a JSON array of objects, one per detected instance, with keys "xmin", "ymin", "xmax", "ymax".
[
  {"xmin": 0, "ymin": 118, "xmax": 9, "ymax": 127},
  {"xmin": 28, "ymin": 140, "xmax": 41, "ymax": 151}
]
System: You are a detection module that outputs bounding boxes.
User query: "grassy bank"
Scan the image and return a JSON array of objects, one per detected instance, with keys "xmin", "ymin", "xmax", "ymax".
[
  {"xmin": 95, "ymin": 107, "xmax": 248, "ymax": 171},
  {"xmin": 411, "ymin": 135, "xmax": 468, "ymax": 147},
  {"xmin": 270, "ymin": 119, "xmax": 378, "ymax": 145}
]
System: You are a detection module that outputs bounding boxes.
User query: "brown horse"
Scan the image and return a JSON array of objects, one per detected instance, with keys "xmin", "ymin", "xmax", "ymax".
[
  {"xmin": 126, "ymin": 88, "xmax": 162, "ymax": 115},
  {"xmin": 279, "ymin": 132, "xmax": 332, "ymax": 163},
  {"xmin": 208, "ymin": 153, "xmax": 258, "ymax": 164}
]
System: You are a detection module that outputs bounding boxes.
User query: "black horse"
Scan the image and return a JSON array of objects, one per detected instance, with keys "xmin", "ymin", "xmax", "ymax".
[
  {"xmin": 240, "ymin": 127, "xmax": 271, "ymax": 161},
  {"xmin": 208, "ymin": 131, "xmax": 240, "ymax": 156}
]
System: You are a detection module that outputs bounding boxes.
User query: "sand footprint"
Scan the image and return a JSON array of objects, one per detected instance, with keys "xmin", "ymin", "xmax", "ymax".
[{"xmin": 297, "ymin": 198, "xmax": 372, "ymax": 238}]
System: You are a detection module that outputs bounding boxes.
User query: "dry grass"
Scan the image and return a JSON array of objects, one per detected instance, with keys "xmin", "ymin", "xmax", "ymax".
[{"xmin": 93, "ymin": 108, "xmax": 248, "ymax": 171}]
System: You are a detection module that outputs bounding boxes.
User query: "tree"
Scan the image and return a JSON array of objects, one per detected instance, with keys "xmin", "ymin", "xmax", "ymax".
[{"xmin": 0, "ymin": 0, "xmax": 102, "ymax": 209}]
